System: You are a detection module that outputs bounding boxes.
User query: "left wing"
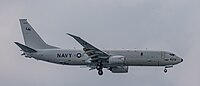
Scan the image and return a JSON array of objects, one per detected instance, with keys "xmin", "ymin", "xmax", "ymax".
[{"xmin": 67, "ymin": 33, "xmax": 109, "ymax": 61}]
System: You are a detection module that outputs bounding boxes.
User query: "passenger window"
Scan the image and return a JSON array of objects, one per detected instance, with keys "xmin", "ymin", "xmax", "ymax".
[{"xmin": 169, "ymin": 53, "xmax": 175, "ymax": 56}]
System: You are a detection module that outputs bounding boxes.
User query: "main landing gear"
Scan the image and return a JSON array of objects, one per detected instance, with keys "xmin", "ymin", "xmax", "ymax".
[
  {"xmin": 96, "ymin": 63, "xmax": 103, "ymax": 76},
  {"xmin": 98, "ymin": 69, "xmax": 103, "ymax": 75}
]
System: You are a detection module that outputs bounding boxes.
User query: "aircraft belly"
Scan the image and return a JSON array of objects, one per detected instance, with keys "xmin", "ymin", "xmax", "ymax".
[{"xmin": 54, "ymin": 57, "xmax": 87, "ymax": 65}]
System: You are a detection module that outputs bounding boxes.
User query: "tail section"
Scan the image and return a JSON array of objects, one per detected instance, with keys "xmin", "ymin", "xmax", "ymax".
[{"xmin": 19, "ymin": 19, "xmax": 59, "ymax": 49}]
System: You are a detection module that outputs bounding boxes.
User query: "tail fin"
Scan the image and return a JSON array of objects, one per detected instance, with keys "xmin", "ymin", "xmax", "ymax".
[
  {"xmin": 19, "ymin": 19, "xmax": 59, "ymax": 49},
  {"xmin": 14, "ymin": 42, "xmax": 37, "ymax": 53}
]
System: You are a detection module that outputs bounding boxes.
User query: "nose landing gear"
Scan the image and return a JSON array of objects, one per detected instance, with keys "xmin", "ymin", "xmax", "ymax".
[
  {"xmin": 164, "ymin": 65, "xmax": 173, "ymax": 73},
  {"xmin": 164, "ymin": 68, "xmax": 167, "ymax": 73}
]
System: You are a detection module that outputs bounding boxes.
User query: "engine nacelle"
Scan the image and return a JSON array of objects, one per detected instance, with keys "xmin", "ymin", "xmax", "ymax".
[
  {"xmin": 110, "ymin": 66, "xmax": 128, "ymax": 73},
  {"xmin": 109, "ymin": 55, "xmax": 125, "ymax": 65}
]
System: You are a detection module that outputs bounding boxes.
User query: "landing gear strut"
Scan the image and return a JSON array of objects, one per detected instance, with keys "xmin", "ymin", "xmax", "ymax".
[{"xmin": 164, "ymin": 65, "xmax": 173, "ymax": 73}]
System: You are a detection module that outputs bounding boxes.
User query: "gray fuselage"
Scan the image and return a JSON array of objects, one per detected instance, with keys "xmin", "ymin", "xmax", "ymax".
[{"xmin": 28, "ymin": 49, "xmax": 182, "ymax": 67}]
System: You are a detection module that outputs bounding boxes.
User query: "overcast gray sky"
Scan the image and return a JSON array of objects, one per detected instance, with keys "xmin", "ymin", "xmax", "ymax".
[{"xmin": 0, "ymin": 0, "xmax": 199, "ymax": 86}]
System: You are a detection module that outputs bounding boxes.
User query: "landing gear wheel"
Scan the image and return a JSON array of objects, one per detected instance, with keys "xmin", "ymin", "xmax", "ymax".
[
  {"xmin": 96, "ymin": 65, "xmax": 101, "ymax": 70},
  {"xmin": 98, "ymin": 70, "xmax": 103, "ymax": 76},
  {"xmin": 164, "ymin": 68, "xmax": 167, "ymax": 73},
  {"xmin": 96, "ymin": 62, "xmax": 102, "ymax": 70}
]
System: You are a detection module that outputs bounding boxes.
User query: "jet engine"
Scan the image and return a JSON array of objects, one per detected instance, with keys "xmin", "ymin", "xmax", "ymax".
[
  {"xmin": 109, "ymin": 55, "xmax": 126, "ymax": 65},
  {"xmin": 109, "ymin": 66, "xmax": 128, "ymax": 73}
]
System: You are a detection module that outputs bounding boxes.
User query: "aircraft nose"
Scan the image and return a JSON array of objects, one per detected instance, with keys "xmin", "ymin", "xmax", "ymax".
[{"xmin": 180, "ymin": 58, "xmax": 183, "ymax": 62}]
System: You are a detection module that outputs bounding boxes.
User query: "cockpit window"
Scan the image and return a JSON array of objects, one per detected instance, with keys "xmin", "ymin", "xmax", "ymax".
[
  {"xmin": 169, "ymin": 53, "xmax": 175, "ymax": 56},
  {"xmin": 170, "ymin": 58, "xmax": 176, "ymax": 61}
]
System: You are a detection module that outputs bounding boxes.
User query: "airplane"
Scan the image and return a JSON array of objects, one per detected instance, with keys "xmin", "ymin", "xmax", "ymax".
[{"xmin": 15, "ymin": 19, "xmax": 183, "ymax": 76}]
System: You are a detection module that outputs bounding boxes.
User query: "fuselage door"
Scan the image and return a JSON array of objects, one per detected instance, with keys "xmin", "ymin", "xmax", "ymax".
[{"xmin": 161, "ymin": 51, "xmax": 165, "ymax": 58}]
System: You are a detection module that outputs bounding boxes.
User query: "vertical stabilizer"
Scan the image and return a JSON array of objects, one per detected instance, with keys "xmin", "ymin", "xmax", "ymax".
[{"xmin": 19, "ymin": 19, "xmax": 59, "ymax": 49}]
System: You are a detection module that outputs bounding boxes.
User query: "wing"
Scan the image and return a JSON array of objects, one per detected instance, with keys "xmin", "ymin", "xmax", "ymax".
[{"xmin": 67, "ymin": 33, "xmax": 109, "ymax": 61}]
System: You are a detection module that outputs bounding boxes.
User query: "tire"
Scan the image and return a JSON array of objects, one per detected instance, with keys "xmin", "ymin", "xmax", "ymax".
[
  {"xmin": 164, "ymin": 69, "xmax": 167, "ymax": 73},
  {"xmin": 98, "ymin": 70, "xmax": 103, "ymax": 76}
]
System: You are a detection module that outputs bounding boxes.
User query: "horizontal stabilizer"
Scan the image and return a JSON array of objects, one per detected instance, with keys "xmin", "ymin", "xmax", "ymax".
[{"xmin": 14, "ymin": 42, "xmax": 37, "ymax": 53}]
